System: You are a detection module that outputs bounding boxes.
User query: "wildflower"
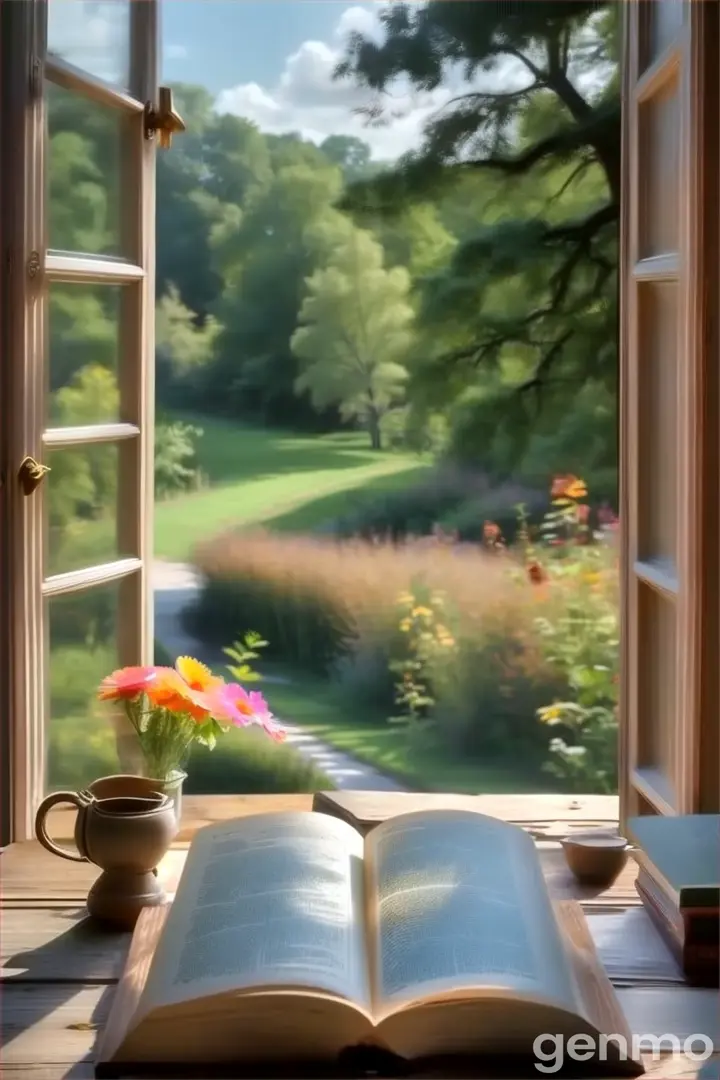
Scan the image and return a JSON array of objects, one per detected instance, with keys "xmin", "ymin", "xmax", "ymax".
[
  {"xmin": 411, "ymin": 606, "xmax": 433, "ymax": 618},
  {"xmin": 576, "ymin": 504, "xmax": 590, "ymax": 524},
  {"xmin": 98, "ymin": 665, "xmax": 157, "ymax": 702},
  {"xmin": 399, "ymin": 618, "xmax": 411, "ymax": 632},
  {"xmin": 483, "ymin": 521, "xmax": 502, "ymax": 545},
  {"xmin": 175, "ymin": 656, "xmax": 224, "ymax": 693},
  {"xmin": 538, "ymin": 704, "xmax": 562, "ymax": 723},
  {"xmin": 214, "ymin": 683, "xmax": 286, "ymax": 742},
  {"xmin": 551, "ymin": 475, "xmax": 587, "ymax": 500},
  {"xmin": 146, "ymin": 667, "xmax": 215, "ymax": 722},
  {"xmin": 397, "ymin": 592, "xmax": 415, "ymax": 606},
  {"xmin": 527, "ymin": 561, "xmax": 547, "ymax": 585}
]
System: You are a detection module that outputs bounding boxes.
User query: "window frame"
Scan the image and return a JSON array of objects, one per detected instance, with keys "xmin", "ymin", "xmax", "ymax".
[
  {"xmin": 1, "ymin": 0, "xmax": 158, "ymax": 841},
  {"xmin": 619, "ymin": 0, "xmax": 719, "ymax": 824}
]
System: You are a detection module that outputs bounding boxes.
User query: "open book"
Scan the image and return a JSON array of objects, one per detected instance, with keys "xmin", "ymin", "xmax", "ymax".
[{"xmin": 97, "ymin": 810, "xmax": 643, "ymax": 1076}]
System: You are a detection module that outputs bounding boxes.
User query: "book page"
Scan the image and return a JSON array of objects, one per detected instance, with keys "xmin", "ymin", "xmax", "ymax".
[
  {"xmin": 135, "ymin": 811, "xmax": 371, "ymax": 1017},
  {"xmin": 365, "ymin": 811, "xmax": 582, "ymax": 1016}
]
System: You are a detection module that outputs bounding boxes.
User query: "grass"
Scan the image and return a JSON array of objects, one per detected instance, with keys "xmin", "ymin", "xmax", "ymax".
[
  {"xmin": 263, "ymin": 674, "xmax": 557, "ymax": 795},
  {"xmin": 153, "ymin": 414, "xmax": 431, "ymax": 560}
]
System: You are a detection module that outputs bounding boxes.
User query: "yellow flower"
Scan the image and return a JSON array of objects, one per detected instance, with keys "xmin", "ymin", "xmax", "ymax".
[
  {"xmin": 399, "ymin": 618, "xmax": 411, "ymax": 632},
  {"xmin": 538, "ymin": 704, "xmax": 562, "ymax": 723},
  {"xmin": 438, "ymin": 634, "xmax": 455, "ymax": 648},
  {"xmin": 411, "ymin": 606, "xmax": 433, "ymax": 618},
  {"xmin": 397, "ymin": 592, "xmax": 415, "ymax": 606},
  {"xmin": 584, "ymin": 572, "xmax": 602, "ymax": 586}
]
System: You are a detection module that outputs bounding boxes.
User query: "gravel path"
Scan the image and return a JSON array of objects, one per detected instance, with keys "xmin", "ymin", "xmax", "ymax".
[{"xmin": 152, "ymin": 561, "xmax": 407, "ymax": 792}]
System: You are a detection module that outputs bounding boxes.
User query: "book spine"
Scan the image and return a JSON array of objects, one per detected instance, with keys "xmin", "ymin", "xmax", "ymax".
[{"xmin": 636, "ymin": 878, "xmax": 719, "ymax": 988}]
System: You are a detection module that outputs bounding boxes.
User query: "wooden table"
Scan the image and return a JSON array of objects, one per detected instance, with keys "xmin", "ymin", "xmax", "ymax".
[{"xmin": 1, "ymin": 793, "xmax": 718, "ymax": 1080}]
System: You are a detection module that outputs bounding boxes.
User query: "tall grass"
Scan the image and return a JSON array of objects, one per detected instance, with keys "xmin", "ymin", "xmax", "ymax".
[{"xmin": 191, "ymin": 530, "xmax": 572, "ymax": 764}]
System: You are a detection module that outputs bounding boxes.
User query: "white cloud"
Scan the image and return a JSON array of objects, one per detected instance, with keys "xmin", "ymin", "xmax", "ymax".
[
  {"xmin": 47, "ymin": 0, "xmax": 129, "ymax": 86},
  {"xmin": 214, "ymin": 4, "xmax": 463, "ymax": 161},
  {"xmin": 214, "ymin": 4, "xmax": 537, "ymax": 162},
  {"xmin": 165, "ymin": 43, "xmax": 189, "ymax": 62}
]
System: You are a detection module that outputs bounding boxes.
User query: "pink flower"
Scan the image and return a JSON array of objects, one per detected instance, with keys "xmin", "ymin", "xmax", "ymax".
[
  {"xmin": 98, "ymin": 665, "xmax": 158, "ymax": 702},
  {"xmin": 213, "ymin": 684, "xmax": 286, "ymax": 742}
]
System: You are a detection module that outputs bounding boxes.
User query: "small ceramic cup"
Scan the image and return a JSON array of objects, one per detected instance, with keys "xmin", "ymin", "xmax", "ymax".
[{"xmin": 561, "ymin": 831, "xmax": 630, "ymax": 887}]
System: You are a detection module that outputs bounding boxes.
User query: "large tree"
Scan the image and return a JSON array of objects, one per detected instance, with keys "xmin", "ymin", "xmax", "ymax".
[
  {"xmin": 336, "ymin": 1, "xmax": 620, "ymax": 463},
  {"xmin": 291, "ymin": 218, "xmax": 414, "ymax": 449}
]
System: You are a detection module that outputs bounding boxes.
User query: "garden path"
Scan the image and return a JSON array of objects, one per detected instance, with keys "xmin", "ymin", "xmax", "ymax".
[{"xmin": 152, "ymin": 561, "xmax": 407, "ymax": 792}]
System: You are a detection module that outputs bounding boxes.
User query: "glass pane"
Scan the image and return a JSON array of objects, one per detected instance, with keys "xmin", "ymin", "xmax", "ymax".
[
  {"xmin": 637, "ymin": 583, "xmax": 677, "ymax": 806},
  {"xmin": 638, "ymin": 282, "xmax": 677, "ymax": 569},
  {"xmin": 647, "ymin": 0, "xmax": 684, "ymax": 66},
  {"xmin": 47, "ymin": 0, "xmax": 130, "ymax": 89},
  {"xmin": 638, "ymin": 77, "xmax": 679, "ymax": 258},
  {"xmin": 47, "ymin": 80, "xmax": 123, "ymax": 256},
  {"xmin": 48, "ymin": 284, "xmax": 121, "ymax": 425},
  {"xmin": 46, "ymin": 442, "xmax": 129, "ymax": 575},
  {"xmin": 47, "ymin": 583, "xmax": 123, "ymax": 790}
]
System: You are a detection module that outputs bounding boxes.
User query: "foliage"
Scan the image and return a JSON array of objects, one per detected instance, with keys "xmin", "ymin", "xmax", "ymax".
[
  {"xmin": 292, "ymin": 220, "xmax": 414, "ymax": 449},
  {"xmin": 337, "ymin": 1, "xmax": 619, "ymax": 464},
  {"xmin": 224, "ymin": 631, "xmax": 269, "ymax": 685},
  {"xmin": 526, "ymin": 478, "xmax": 619, "ymax": 792},
  {"xmin": 388, "ymin": 586, "xmax": 457, "ymax": 751},
  {"xmin": 155, "ymin": 418, "xmax": 204, "ymax": 499}
]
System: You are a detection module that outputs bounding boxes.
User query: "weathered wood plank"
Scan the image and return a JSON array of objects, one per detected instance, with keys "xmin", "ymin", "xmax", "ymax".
[
  {"xmin": 0, "ymin": 840, "xmax": 639, "ymax": 905},
  {"xmin": 0, "ymin": 983, "xmax": 112, "ymax": 1066},
  {"xmin": 39, "ymin": 792, "xmax": 620, "ymax": 845},
  {"xmin": 1, "ymin": 908, "xmax": 131, "ymax": 982}
]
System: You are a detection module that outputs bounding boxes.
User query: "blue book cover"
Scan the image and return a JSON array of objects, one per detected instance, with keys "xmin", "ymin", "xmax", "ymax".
[{"xmin": 627, "ymin": 814, "xmax": 720, "ymax": 910}]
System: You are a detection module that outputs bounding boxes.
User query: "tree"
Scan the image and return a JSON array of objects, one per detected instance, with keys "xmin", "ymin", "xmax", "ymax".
[
  {"xmin": 336, "ymin": 2, "xmax": 619, "ymax": 462},
  {"xmin": 291, "ymin": 221, "xmax": 414, "ymax": 449}
]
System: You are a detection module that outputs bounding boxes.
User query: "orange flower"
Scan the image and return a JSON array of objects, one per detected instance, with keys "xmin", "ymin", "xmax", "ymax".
[
  {"xmin": 551, "ymin": 475, "xmax": 587, "ymax": 500},
  {"xmin": 98, "ymin": 666, "xmax": 158, "ymax": 702},
  {"xmin": 527, "ymin": 561, "xmax": 547, "ymax": 585},
  {"xmin": 146, "ymin": 667, "xmax": 214, "ymax": 722}
]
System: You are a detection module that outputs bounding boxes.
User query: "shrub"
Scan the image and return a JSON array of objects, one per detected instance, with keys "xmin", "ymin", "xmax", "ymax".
[
  {"xmin": 329, "ymin": 466, "xmax": 501, "ymax": 540},
  {"xmin": 155, "ymin": 418, "xmax": 203, "ymax": 499},
  {"xmin": 184, "ymin": 730, "xmax": 332, "ymax": 794}
]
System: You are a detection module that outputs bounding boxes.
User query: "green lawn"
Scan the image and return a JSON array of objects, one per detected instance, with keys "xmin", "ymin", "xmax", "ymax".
[
  {"xmin": 263, "ymin": 674, "xmax": 556, "ymax": 795},
  {"xmin": 153, "ymin": 414, "xmax": 430, "ymax": 560}
]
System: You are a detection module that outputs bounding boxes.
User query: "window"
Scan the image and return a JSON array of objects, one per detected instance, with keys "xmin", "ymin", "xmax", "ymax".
[
  {"xmin": 1, "ymin": 0, "xmax": 158, "ymax": 839},
  {"xmin": 619, "ymin": 0, "xmax": 719, "ymax": 821}
]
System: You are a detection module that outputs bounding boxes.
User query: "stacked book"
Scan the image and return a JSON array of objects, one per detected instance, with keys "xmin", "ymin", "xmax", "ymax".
[{"xmin": 627, "ymin": 814, "xmax": 719, "ymax": 988}]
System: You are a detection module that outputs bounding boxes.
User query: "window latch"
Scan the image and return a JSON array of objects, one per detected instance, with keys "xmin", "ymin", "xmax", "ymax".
[
  {"xmin": 144, "ymin": 87, "xmax": 186, "ymax": 150},
  {"xmin": 18, "ymin": 456, "xmax": 50, "ymax": 496}
]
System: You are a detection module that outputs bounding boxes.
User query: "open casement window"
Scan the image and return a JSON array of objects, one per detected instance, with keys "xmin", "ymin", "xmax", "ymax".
[
  {"xmin": 2, "ymin": 0, "xmax": 181, "ymax": 840},
  {"xmin": 620, "ymin": 0, "xmax": 719, "ymax": 824}
]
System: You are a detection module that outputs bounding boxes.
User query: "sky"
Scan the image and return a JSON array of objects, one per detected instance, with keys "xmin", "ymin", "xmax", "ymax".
[{"xmin": 46, "ymin": 0, "xmax": 529, "ymax": 162}]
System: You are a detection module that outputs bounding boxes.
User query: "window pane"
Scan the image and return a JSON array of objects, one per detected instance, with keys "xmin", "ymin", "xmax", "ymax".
[
  {"xmin": 47, "ymin": 583, "xmax": 125, "ymax": 790},
  {"xmin": 637, "ymin": 281, "xmax": 677, "ymax": 569},
  {"xmin": 47, "ymin": 0, "xmax": 130, "ymax": 90},
  {"xmin": 48, "ymin": 284, "xmax": 121, "ymax": 426},
  {"xmin": 646, "ymin": 0, "xmax": 684, "ymax": 67},
  {"xmin": 47, "ymin": 80, "xmax": 123, "ymax": 256},
  {"xmin": 636, "ymin": 582, "xmax": 677, "ymax": 807},
  {"xmin": 46, "ymin": 442, "xmax": 132, "ymax": 575},
  {"xmin": 638, "ymin": 77, "xmax": 680, "ymax": 259}
]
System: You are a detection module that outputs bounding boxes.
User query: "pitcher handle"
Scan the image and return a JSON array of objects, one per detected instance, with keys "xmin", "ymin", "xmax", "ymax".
[{"xmin": 34, "ymin": 791, "xmax": 93, "ymax": 862}]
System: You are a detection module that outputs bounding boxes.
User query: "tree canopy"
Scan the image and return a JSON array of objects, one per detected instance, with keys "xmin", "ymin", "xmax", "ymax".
[{"xmin": 336, "ymin": 1, "xmax": 619, "ymax": 465}]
